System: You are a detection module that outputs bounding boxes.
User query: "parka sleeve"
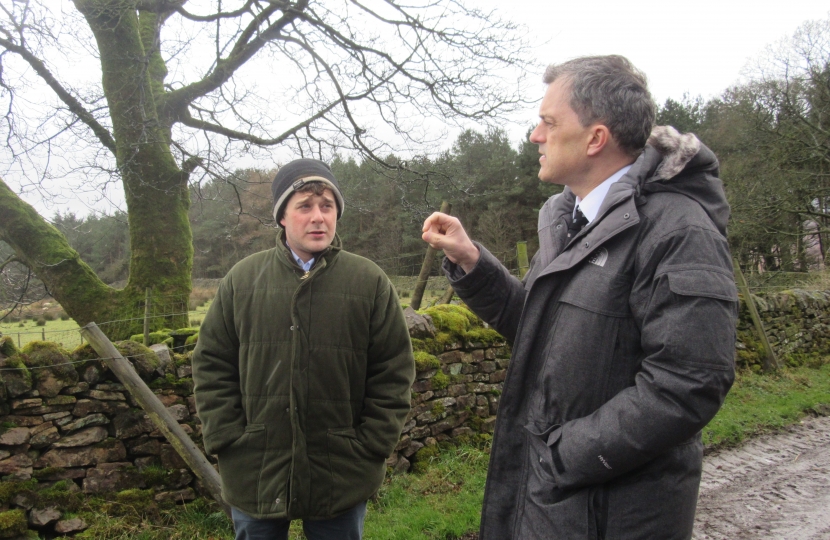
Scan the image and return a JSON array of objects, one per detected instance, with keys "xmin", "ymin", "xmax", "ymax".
[
  {"xmin": 191, "ymin": 279, "xmax": 246, "ymax": 455},
  {"xmin": 547, "ymin": 222, "xmax": 738, "ymax": 489},
  {"xmin": 442, "ymin": 243, "xmax": 527, "ymax": 344},
  {"xmin": 356, "ymin": 276, "xmax": 416, "ymax": 459}
]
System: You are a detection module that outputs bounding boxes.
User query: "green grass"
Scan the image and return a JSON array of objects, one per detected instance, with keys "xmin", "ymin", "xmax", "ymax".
[
  {"xmin": 74, "ymin": 498, "xmax": 234, "ymax": 540},
  {"xmin": 60, "ymin": 444, "xmax": 488, "ymax": 540},
  {"xmin": 363, "ymin": 445, "xmax": 488, "ymax": 539},
  {"xmin": 702, "ymin": 360, "xmax": 830, "ymax": 448},
  {"xmin": 0, "ymin": 317, "xmax": 82, "ymax": 349}
]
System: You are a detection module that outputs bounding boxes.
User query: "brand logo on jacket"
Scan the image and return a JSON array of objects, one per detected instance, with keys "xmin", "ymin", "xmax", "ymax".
[{"xmin": 588, "ymin": 247, "xmax": 608, "ymax": 267}]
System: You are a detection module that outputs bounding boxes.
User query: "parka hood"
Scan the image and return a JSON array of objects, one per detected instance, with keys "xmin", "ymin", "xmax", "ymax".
[
  {"xmin": 631, "ymin": 125, "xmax": 729, "ymax": 235},
  {"xmin": 541, "ymin": 126, "xmax": 730, "ymax": 239}
]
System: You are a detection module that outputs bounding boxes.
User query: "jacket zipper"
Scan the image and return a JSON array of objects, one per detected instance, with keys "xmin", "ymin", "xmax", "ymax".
[{"xmin": 286, "ymin": 260, "xmax": 322, "ymax": 516}]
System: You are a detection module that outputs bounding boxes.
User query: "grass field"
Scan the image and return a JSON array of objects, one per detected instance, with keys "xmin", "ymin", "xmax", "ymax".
[
  {"xmin": 0, "ymin": 299, "xmax": 215, "ymax": 351},
  {"xmin": 0, "ymin": 276, "xmax": 450, "ymax": 352}
]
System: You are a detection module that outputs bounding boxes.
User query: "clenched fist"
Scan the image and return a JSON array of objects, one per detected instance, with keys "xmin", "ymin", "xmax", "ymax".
[{"xmin": 421, "ymin": 212, "xmax": 480, "ymax": 273}]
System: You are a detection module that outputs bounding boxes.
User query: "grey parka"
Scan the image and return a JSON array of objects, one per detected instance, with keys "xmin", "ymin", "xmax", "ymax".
[
  {"xmin": 192, "ymin": 233, "xmax": 415, "ymax": 520},
  {"xmin": 445, "ymin": 127, "xmax": 738, "ymax": 539}
]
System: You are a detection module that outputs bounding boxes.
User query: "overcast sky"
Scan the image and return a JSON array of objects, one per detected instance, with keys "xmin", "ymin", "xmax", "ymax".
[
  {"xmin": 4, "ymin": 2, "xmax": 829, "ymax": 218},
  {"xmin": 487, "ymin": 1, "xmax": 830, "ymax": 140}
]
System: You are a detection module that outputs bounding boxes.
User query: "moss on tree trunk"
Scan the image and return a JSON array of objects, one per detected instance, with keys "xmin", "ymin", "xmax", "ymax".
[{"xmin": 0, "ymin": 2, "xmax": 193, "ymax": 338}]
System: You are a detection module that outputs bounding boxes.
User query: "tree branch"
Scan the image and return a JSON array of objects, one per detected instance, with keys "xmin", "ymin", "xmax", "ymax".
[
  {"xmin": 162, "ymin": 1, "xmax": 305, "ymax": 113},
  {"xmin": 0, "ymin": 176, "xmax": 114, "ymax": 325},
  {"xmin": 0, "ymin": 36, "xmax": 117, "ymax": 154},
  {"xmin": 175, "ymin": 0, "xmax": 259, "ymax": 22},
  {"xmin": 178, "ymin": 97, "xmax": 343, "ymax": 146}
]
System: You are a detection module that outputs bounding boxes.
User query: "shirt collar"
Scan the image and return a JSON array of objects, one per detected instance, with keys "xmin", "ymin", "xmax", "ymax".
[
  {"xmin": 287, "ymin": 246, "xmax": 315, "ymax": 272},
  {"xmin": 574, "ymin": 165, "xmax": 632, "ymax": 224}
]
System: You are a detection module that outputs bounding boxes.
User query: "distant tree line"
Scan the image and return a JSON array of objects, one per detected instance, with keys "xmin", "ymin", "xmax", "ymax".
[{"xmin": 34, "ymin": 17, "xmax": 830, "ymax": 283}]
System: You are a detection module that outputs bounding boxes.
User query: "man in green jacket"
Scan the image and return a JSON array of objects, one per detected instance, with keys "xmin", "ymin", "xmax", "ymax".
[{"xmin": 192, "ymin": 158, "xmax": 415, "ymax": 540}]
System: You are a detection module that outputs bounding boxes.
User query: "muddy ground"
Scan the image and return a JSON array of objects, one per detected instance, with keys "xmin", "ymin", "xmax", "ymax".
[
  {"xmin": 693, "ymin": 415, "xmax": 830, "ymax": 539},
  {"xmin": 458, "ymin": 415, "xmax": 830, "ymax": 539}
]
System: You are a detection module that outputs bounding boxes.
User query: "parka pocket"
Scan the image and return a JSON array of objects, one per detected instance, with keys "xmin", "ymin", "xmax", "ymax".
[
  {"xmin": 665, "ymin": 268, "xmax": 737, "ymax": 302},
  {"xmin": 521, "ymin": 425, "xmax": 592, "ymax": 537},
  {"xmin": 217, "ymin": 424, "xmax": 267, "ymax": 510},
  {"xmin": 523, "ymin": 424, "xmax": 574, "ymax": 505}
]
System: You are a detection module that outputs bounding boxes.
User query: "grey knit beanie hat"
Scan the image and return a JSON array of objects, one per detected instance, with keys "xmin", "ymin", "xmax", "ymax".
[{"xmin": 271, "ymin": 158, "xmax": 345, "ymax": 226}]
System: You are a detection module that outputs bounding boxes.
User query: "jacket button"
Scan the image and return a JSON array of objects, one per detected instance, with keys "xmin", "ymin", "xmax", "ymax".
[
  {"xmin": 293, "ymin": 498, "xmax": 298, "ymax": 503},
  {"xmin": 285, "ymin": 408, "xmax": 290, "ymax": 413},
  {"xmin": 290, "ymin": 325, "xmax": 295, "ymax": 331},
  {"xmin": 275, "ymin": 498, "xmax": 281, "ymax": 504},
  {"xmin": 624, "ymin": 213, "xmax": 630, "ymax": 219},
  {"xmin": 583, "ymin": 242, "xmax": 590, "ymax": 248},
  {"xmin": 555, "ymin": 224, "xmax": 562, "ymax": 230}
]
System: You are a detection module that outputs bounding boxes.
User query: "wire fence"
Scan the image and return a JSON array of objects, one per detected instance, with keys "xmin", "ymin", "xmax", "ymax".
[
  {"xmin": 1, "ymin": 291, "xmax": 201, "ymax": 352},
  {"xmin": 2, "ymin": 241, "xmax": 829, "ymax": 356}
]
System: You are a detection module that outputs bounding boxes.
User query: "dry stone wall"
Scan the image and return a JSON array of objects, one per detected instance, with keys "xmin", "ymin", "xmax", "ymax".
[
  {"xmin": 737, "ymin": 289, "xmax": 830, "ymax": 369},
  {"xmin": 2, "ymin": 290, "xmax": 830, "ymax": 536},
  {"xmin": 0, "ymin": 304, "xmax": 510, "ymax": 537},
  {"xmin": 0, "ymin": 340, "xmax": 201, "ymax": 537}
]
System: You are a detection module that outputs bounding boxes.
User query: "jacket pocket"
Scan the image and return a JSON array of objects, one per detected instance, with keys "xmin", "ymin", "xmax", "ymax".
[
  {"xmin": 327, "ymin": 427, "xmax": 377, "ymax": 460},
  {"xmin": 559, "ymin": 269, "xmax": 632, "ymax": 317},
  {"xmin": 325, "ymin": 427, "xmax": 385, "ymax": 516},
  {"xmin": 665, "ymin": 268, "xmax": 737, "ymax": 301},
  {"xmin": 217, "ymin": 423, "xmax": 267, "ymax": 511}
]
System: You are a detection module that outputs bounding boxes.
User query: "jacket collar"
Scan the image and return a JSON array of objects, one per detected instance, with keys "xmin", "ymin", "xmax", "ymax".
[{"xmin": 275, "ymin": 229, "xmax": 342, "ymax": 273}]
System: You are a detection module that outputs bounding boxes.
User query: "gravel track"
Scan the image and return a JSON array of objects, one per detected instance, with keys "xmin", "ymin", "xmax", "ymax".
[{"xmin": 693, "ymin": 415, "xmax": 830, "ymax": 539}]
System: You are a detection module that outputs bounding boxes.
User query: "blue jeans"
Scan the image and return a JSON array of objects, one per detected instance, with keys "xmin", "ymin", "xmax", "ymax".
[{"xmin": 232, "ymin": 502, "xmax": 367, "ymax": 540}]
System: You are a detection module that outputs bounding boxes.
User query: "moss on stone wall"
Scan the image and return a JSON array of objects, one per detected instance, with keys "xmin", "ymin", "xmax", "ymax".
[
  {"xmin": 19, "ymin": 343, "xmax": 78, "ymax": 390},
  {"xmin": 129, "ymin": 331, "xmax": 174, "ymax": 347},
  {"xmin": 0, "ymin": 336, "xmax": 18, "ymax": 357},
  {"xmin": 413, "ymin": 351, "xmax": 440, "ymax": 371},
  {"xmin": 0, "ymin": 509, "xmax": 27, "ymax": 538}
]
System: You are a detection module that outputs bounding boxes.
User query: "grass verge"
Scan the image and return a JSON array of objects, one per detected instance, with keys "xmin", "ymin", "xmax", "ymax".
[{"xmin": 702, "ymin": 360, "xmax": 830, "ymax": 449}]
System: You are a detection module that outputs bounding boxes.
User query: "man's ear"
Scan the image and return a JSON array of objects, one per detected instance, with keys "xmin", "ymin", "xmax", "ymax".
[
  {"xmin": 280, "ymin": 217, "xmax": 286, "ymax": 228},
  {"xmin": 586, "ymin": 125, "xmax": 611, "ymax": 157}
]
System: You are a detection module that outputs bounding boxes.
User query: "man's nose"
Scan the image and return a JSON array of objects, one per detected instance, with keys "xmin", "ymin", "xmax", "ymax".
[
  {"xmin": 310, "ymin": 206, "xmax": 324, "ymax": 222},
  {"xmin": 529, "ymin": 122, "xmax": 544, "ymax": 143}
]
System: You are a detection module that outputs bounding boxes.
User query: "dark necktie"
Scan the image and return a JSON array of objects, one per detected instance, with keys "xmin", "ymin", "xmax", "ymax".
[{"xmin": 567, "ymin": 207, "xmax": 588, "ymax": 239}]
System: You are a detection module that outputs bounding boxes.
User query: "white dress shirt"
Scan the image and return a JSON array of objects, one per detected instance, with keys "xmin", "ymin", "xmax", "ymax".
[{"xmin": 574, "ymin": 165, "xmax": 633, "ymax": 224}]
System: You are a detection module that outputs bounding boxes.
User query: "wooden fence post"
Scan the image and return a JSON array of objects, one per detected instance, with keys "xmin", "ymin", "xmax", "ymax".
[
  {"xmin": 733, "ymin": 259, "xmax": 779, "ymax": 372},
  {"xmin": 143, "ymin": 288, "xmax": 151, "ymax": 347},
  {"xmin": 80, "ymin": 322, "xmax": 231, "ymax": 517},
  {"xmin": 438, "ymin": 285, "xmax": 455, "ymax": 305},
  {"xmin": 411, "ymin": 201, "xmax": 451, "ymax": 310},
  {"xmin": 516, "ymin": 241, "xmax": 529, "ymax": 280}
]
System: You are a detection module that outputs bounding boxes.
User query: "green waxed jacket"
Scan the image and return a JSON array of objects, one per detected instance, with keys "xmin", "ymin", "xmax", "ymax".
[{"xmin": 192, "ymin": 232, "xmax": 415, "ymax": 520}]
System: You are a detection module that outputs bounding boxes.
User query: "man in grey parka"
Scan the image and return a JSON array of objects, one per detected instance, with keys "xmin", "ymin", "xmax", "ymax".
[{"xmin": 422, "ymin": 55, "xmax": 737, "ymax": 539}]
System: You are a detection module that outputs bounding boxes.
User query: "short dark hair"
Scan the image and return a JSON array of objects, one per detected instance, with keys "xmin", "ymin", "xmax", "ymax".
[
  {"xmin": 543, "ymin": 55, "xmax": 655, "ymax": 156},
  {"xmin": 294, "ymin": 181, "xmax": 330, "ymax": 197}
]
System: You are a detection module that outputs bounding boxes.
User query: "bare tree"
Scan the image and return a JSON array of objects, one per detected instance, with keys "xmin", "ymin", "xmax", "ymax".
[
  {"xmin": 0, "ymin": 0, "xmax": 530, "ymax": 337},
  {"xmin": 737, "ymin": 15, "xmax": 830, "ymax": 267}
]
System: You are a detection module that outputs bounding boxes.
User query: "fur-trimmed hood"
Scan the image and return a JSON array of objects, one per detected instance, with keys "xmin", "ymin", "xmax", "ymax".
[{"xmin": 633, "ymin": 125, "xmax": 729, "ymax": 235}]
